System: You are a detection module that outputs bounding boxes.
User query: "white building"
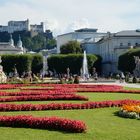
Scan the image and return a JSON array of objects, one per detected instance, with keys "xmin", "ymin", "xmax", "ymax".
[
  {"xmin": 0, "ymin": 19, "xmax": 45, "ymax": 33},
  {"xmin": 97, "ymin": 30, "xmax": 140, "ymax": 74},
  {"xmin": 57, "ymin": 28, "xmax": 140, "ymax": 75},
  {"xmin": 8, "ymin": 19, "xmax": 30, "ymax": 33},
  {"xmin": 0, "ymin": 35, "xmax": 24, "ymax": 54},
  {"xmin": 57, "ymin": 28, "xmax": 106, "ymax": 53},
  {"xmin": 30, "ymin": 22, "xmax": 45, "ymax": 33}
]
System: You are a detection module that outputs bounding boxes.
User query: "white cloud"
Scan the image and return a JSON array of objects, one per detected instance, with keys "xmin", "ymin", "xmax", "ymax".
[{"xmin": 0, "ymin": 0, "xmax": 140, "ymax": 36}]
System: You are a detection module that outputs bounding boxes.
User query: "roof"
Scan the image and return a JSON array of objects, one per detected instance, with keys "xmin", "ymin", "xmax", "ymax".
[
  {"xmin": 114, "ymin": 30, "xmax": 140, "ymax": 37},
  {"xmin": 0, "ymin": 43, "xmax": 22, "ymax": 52},
  {"xmin": 75, "ymin": 28, "xmax": 98, "ymax": 32}
]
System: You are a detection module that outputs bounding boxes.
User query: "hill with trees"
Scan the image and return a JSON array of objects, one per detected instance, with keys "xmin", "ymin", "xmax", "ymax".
[{"xmin": 0, "ymin": 30, "xmax": 56, "ymax": 52}]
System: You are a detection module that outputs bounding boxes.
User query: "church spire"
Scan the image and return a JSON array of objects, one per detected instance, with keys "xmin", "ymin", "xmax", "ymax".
[
  {"xmin": 9, "ymin": 34, "xmax": 14, "ymax": 47},
  {"xmin": 17, "ymin": 35, "xmax": 23, "ymax": 51}
]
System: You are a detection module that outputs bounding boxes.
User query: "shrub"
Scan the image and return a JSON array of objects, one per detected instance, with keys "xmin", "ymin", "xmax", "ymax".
[
  {"xmin": 31, "ymin": 54, "xmax": 43, "ymax": 74},
  {"xmin": 48, "ymin": 54, "xmax": 101, "ymax": 74},
  {"xmin": 1, "ymin": 54, "xmax": 43, "ymax": 76},
  {"xmin": 118, "ymin": 48, "xmax": 140, "ymax": 73},
  {"xmin": 60, "ymin": 41, "xmax": 82, "ymax": 54}
]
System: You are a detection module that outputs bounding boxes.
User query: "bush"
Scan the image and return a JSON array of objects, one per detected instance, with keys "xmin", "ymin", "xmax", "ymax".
[
  {"xmin": 48, "ymin": 54, "xmax": 101, "ymax": 74},
  {"xmin": 118, "ymin": 49, "xmax": 140, "ymax": 73},
  {"xmin": 1, "ymin": 54, "xmax": 43, "ymax": 76},
  {"xmin": 60, "ymin": 41, "xmax": 82, "ymax": 54},
  {"xmin": 31, "ymin": 54, "xmax": 43, "ymax": 74}
]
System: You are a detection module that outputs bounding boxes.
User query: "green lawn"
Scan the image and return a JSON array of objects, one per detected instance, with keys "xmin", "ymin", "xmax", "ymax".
[
  {"xmin": 3, "ymin": 92, "xmax": 140, "ymax": 104},
  {"xmin": 0, "ymin": 92, "xmax": 140, "ymax": 140}
]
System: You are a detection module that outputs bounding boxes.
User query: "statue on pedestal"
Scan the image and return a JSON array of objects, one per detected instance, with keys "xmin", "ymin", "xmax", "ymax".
[
  {"xmin": 0, "ymin": 56, "xmax": 7, "ymax": 83},
  {"xmin": 133, "ymin": 56, "xmax": 140, "ymax": 77}
]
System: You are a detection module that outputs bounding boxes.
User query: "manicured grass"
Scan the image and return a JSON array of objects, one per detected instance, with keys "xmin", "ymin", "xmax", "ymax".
[
  {"xmin": 124, "ymin": 87, "xmax": 140, "ymax": 90},
  {"xmin": 0, "ymin": 108, "xmax": 140, "ymax": 140},
  {"xmin": 0, "ymin": 91, "xmax": 140, "ymax": 140},
  {"xmin": 3, "ymin": 92, "xmax": 140, "ymax": 104}
]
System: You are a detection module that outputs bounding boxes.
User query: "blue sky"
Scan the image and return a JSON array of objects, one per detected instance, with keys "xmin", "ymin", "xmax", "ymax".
[{"xmin": 0, "ymin": 0, "xmax": 140, "ymax": 36}]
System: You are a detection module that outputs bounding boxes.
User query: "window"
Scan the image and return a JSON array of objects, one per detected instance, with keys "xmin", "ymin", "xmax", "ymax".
[
  {"xmin": 120, "ymin": 43, "xmax": 123, "ymax": 46},
  {"xmin": 135, "ymin": 43, "xmax": 138, "ymax": 46}
]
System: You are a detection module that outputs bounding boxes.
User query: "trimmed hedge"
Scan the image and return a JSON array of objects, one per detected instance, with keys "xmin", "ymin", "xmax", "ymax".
[
  {"xmin": 47, "ymin": 54, "xmax": 102, "ymax": 74},
  {"xmin": 118, "ymin": 49, "xmax": 140, "ymax": 73},
  {"xmin": 31, "ymin": 54, "xmax": 43, "ymax": 74},
  {"xmin": 1, "ymin": 54, "xmax": 43, "ymax": 76}
]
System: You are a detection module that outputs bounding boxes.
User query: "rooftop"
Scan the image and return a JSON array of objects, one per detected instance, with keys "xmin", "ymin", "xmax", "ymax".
[
  {"xmin": 114, "ymin": 30, "xmax": 140, "ymax": 37},
  {"xmin": 75, "ymin": 28, "xmax": 98, "ymax": 33}
]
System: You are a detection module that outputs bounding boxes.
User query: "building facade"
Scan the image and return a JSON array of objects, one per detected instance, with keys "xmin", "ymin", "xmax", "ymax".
[
  {"xmin": 97, "ymin": 30, "xmax": 140, "ymax": 74},
  {"xmin": 30, "ymin": 22, "xmax": 45, "ymax": 33},
  {"xmin": 0, "ymin": 35, "xmax": 24, "ymax": 54},
  {"xmin": 57, "ymin": 28, "xmax": 106, "ymax": 53},
  {"xmin": 57, "ymin": 29, "xmax": 140, "ymax": 75},
  {"xmin": 0, "ymin": 19, "xmax": 45, "ymax": 33}
]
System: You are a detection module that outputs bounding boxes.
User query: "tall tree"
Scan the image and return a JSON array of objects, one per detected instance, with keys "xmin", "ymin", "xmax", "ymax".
[{"xmin": 60, "ymin": 41, "xmax": 82, "ymax": 54}]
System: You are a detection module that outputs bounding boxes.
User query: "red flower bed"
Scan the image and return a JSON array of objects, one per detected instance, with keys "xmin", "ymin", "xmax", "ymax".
[
  {"xmin": 31, "ymin": 84, "xmax": 122, "ymax": 89},
  {"xmin": 76, "ymin": 88, "xmax": 140, "ymax": 93},
  {"xmin": 0, "ymin": 99, "xmax": 139, "ymax": 111},
  {"xmin": 0, "ymin": 84, "xmax": 30, "ymax": 89},
  {"xmin": 0, "ymin": 115, "xmax": 86, "ymax": 133},
  {"xmin": 19, "ymin": 84, "xmax": 140, "ymax": 94},
  {"xmin": 20, "ymin": 87, "xmax": 76, "ymax": 93},
  {"xmin": 0, "ymin": 91, "xmax": 75, "ymax": 96},
  {"xmin": 0, "ymin": 94, "xmax": 88, "ymax": 102}
]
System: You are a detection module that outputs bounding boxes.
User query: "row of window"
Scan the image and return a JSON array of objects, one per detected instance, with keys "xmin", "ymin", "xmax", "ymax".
[{"xmin": 120, "ymin": 42, "xmax": 139, "ymax": 46}]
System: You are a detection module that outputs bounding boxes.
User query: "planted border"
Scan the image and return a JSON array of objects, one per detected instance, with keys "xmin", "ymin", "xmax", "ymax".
[
  {"xmin": 0, "ymin": 94, "xmax": 88, "ymax": 102},
  {"xmin": 0, "ymin": 99, "xmax": 139, "ymax": 111},
  {"xmin": 0, "ymin": 115, "xmax": 86, "ymax": 133}
]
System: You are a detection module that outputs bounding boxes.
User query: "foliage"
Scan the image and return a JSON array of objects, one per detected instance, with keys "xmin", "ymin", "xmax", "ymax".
[
  {"xmin": 31, "ymin": 54, "xmax": 43, "ymax": 74},
  {"xmin": 46, "ymin": 38, "xmax": 56, "ymax": 50},
  {"xmin": 118, "ymin": 49, "xmax": 140, "ymax": 73},
  {"xmin": 0, "ymin": 31, "xmax": 56, "ymax": 52},
  {"xmin": 60, "ymin": 41, "xmax": 82, "ymax": 54},
  {"xmin": 1, "ymin": 54, "xmax": 43, "ymax": 76},
  {"xmin": 1, "ymin": 54, "xmax": 32, "ymax": 76},
  {"xmin": 47, "ymin": 54, "xmax": 101, "ymax": 74},
  {"xmin": 0, "ymin": 115, "xmax": 86, "ymax": 133}
]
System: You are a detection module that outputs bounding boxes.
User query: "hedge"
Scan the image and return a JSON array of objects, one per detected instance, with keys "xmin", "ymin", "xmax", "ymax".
[
  {"xmin": 118, "ymin": 49, "xmax": 140, "ymax": 73},
  {"xmin": 31, "ymin": 54, "xmax": 43, "ymax": 74},
  {"xmin": 1, "ymin": 54, "xmax": 43, "ymax": 76},
  {"xmin": 47, "ymin": 54, "xmax": 102, "ymax": 74}
]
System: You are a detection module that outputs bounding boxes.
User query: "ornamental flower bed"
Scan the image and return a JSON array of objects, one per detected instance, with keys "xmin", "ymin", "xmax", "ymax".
[
  {"xmin": 0, "ymin": 115, "xmax": 86, "ymax": 133},
  {"xmin": 32, "ymin": 84, "xmax": 123, "ymax": 89},
  {"xmin": 76, "ymin": 88, "xmax": 140, "ymax": 93},
  {"xmin": 20, "ymin": 88, "xmax": 140, "ymax": 94},
  {"xmin": 20, "ymin": 88, "xmax": 76, "ymax": 93},
  {"xmin": 118, "ymin": 103, "xmax": 140, "ymax": 119},
  {"xmin": 0, "ymin": 94, "xmax": 88, "ymax": 102},
  {"xmin": 0, "ymin": 84, "xmax": 29, "ymax": 89},
  {"xmin": 0, "ymin": 99, "xmax": 139, "ymax": 112},
  {"xmin": 0, "ymin": 91, "xmax": 76, "ymax": 96}
]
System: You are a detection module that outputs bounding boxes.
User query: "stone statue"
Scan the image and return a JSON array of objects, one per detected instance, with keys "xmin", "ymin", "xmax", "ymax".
[
  {"xmin": 0, "ymin": 56, "xmax": 7, "ymax": 83},
  {"xmin": 133, "ymin": 56, "xmax": 140, "ymax": 77}
]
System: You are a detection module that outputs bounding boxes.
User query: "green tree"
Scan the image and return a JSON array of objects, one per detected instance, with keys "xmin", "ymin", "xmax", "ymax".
[
  {"xmin": 22, "ymin": 37, "xmax": 33, "ymax": 51},
  {"xmin": 31, "ymin": 34, "xmax": 46, "ymax": 51},
  {"xmin": 60, "ymin": 41, "xmax": 82, "ymax": 54},
  {"xmin": 46, "ymin": 38, "xmax": 56, "ymax": 49}
]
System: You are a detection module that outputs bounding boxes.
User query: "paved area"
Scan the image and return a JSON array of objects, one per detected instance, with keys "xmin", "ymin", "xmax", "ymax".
[{"xmin": 80, "ymin": 80, "xmax": 140, "ymax": 88}]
